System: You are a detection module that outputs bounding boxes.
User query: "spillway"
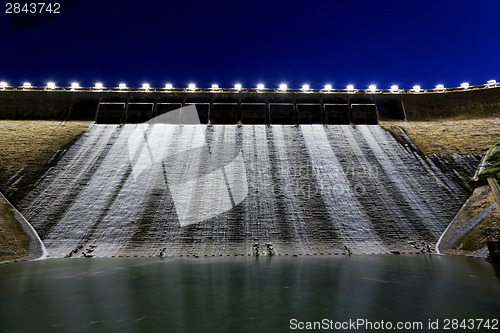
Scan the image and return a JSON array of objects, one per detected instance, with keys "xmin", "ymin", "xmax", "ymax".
[{"xmin": 19, "ymin": 124, "xmax": 469, "ymax": 258}]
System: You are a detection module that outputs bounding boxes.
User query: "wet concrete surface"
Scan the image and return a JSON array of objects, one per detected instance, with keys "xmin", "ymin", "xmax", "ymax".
[{"xmin": 18, "ymin": 125, "xmax": 474, "ymax": 258}]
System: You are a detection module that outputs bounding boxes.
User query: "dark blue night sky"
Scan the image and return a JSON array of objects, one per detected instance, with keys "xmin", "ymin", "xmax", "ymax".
[{"xmin": 1, "ymin": 0, "xmax": 499, "ymax": 89}]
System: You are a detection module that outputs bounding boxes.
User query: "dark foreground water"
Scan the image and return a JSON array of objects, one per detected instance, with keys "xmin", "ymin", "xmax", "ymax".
[{"xmin": 0, "ymin": 255, "xmax": 499, "ymax": 332}]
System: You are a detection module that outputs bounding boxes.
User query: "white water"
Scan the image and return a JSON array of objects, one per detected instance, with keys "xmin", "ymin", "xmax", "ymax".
[{"xmin": 20, "ymin": 125, "xmax": 468, "ymax": 258}]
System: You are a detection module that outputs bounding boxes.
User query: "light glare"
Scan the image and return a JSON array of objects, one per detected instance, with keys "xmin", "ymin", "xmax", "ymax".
[
  {"xmin": 142, "ymin": 83, "xmax": 150, "ymax": 90},
  {"xmin": 257, "ymin": 83, "xmax": 265, "ymax": 89},
  {"xmin": 368, "ymin": 85, "xmax": 377, "ymax": 92},
  {"xmin": 119, "ymin": 83, "xmax": 127, "ymax": 89},
  {"xmin": 23, "ymin": 82, "xmax": 31, "ymax": 88},
  {"xmin": 0, "ymin": 81, "xmax": 7, "ymax": 88},
  {"xmin": 391, "ymin": 85, "xmax": 399, "ymax": 92},
  {"xmin": 71, "ymin": 82, "xmax": 80, "ymax": 89},
  {"xmin": 234, "ymin": 83, "xmax": 242, "ymax": 90},
  {"xmin": 436, "ymin": 84, "xmax": 444, "ymax": 90},
  {"xmin": 188, "ymin": 83, "xmax": 196, "ymax": 90},
  {"xmin": 487, "ymin": 80, "xmax": 496, "ymax": 85},
  {"xmin": 461, "ymin": 82, "xmax": 469, "ymax": 89},
  {"xmin": 302, "ymin": 84, "xmax": 310, "ymax": 90},
  {"xmin": 324, "ymin": 84, "xmax": 332, "ymax": 90},
  {"xmin": 279, "ymin": 83, "xmax": 287, "ymax": 90},
  {"xmin": 47, "ymin": 82, "xmax": 56, "ymax": 89},
  {"xmin": 346, "ymin": 85, "xmax": 354, "ymax": 91},
  {"xmin": 211, "ymin": 84, "xmax": 219, "ymax": 89},
  {"xmin": 413, "ymin": 85, "xmax": 421, "ymax": 92},
  {"xmin": 165, "ymin": 83, "xmax": 173, "ymax": 89},
  {"xmin": 95, "ymin": 82, "xmax": 103, "ymax": 89}
]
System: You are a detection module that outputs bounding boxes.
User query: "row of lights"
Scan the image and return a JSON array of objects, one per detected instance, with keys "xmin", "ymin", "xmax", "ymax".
[
  {"xmin": 0, "ymin": 81, "xmax": 336, "ymax": 90},
  {"xmin": 0, "ymin": 80, "xmax": 497, "ymax": 92}
]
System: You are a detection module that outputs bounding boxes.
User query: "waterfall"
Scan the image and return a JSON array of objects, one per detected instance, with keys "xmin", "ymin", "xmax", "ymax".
[{"xmin": 19, "ymin": 124, "xmax": 469, "ymax": 258}]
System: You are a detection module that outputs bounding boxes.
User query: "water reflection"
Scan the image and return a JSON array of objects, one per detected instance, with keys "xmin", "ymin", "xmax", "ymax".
[{"xmin": 0, "ymin": 255, "xmax": 499, "ymax": 332}]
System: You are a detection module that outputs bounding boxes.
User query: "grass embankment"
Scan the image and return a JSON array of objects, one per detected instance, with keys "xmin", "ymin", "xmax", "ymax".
[
  {"xmin": 0, "ymin": 121, "xmax": 90, "ymax": 261},
  {"xmin": 0, "ymin": 121, "xmax": 90, "ymax": 203},
  {"xmin": 478, "ymin": 141, "xmax": 500, "ymax": 181},
  {"xmin": 379, "ymin": 118, "xmax": 500, "ymax": 155},
  {"xmin": 0, "ymin": 195, "xmax": 30, "ymax": 261}
]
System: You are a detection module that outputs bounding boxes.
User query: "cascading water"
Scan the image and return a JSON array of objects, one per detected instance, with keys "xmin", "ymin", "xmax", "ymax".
[{"xmin": 19, "ymin": 124, "xmax": 469, "ymax": 258}]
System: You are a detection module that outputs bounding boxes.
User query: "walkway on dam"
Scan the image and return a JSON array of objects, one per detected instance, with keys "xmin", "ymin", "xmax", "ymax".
[{"xmin": 18, "ymin": 124, "xmax": 472, "ymax": 258}]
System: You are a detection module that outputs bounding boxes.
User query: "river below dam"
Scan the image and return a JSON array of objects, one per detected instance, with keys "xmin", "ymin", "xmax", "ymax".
[{"xmin": 0, "ymin": 255, "xmax": 499, "ymax": 332}]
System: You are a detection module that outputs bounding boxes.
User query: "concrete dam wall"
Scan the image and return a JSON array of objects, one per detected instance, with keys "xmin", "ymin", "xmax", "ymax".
[
  {"xmin": 18, "ymin": 124, "xmax": 471, "ymax": 258},
  {"xmin": 1, "ymin": 85, "xmax": 499, "ymax": 123},
  {"xmin": 0, "ymin": 89, "xmax": 396, "ymax": 124},
  {"xmin": 3, "ymin": 87, "xmax": 496, "ymax": 258}
]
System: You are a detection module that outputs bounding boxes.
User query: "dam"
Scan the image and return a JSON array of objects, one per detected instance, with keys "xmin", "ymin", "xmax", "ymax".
[
  {"xmin": 1, "ymin": 84, "xmax": 498, "ymax": 258},
  {"xmin": 17, "ymin": 123, "xmax": 471, "ymax": 258}
]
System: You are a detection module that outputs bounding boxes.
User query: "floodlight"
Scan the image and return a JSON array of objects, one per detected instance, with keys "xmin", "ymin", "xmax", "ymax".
[
  {"xmin": 487, "ymin": 80, "xmax": 496, "ymax": 86},
  {"xmin": 346, "ymin": 85, "xmax": 354, "ymax": 91},
  {"xmin": 324, "ymin": 84, "xmax": 332, "ymax": 90},
  {"xmin": 23, "ymin": 82, "xmax": 32, "ymax": 88},
  {"xmin": 188, "ymin": 83, "xmax": 196, "ymax": 90},
  {"xmin": 257, "ymin": 83, "xmax": 265, "ymax": 90},
  {"xmin": 211, "ymin": 84, "xmax": 219, "ymax": 89},
  {"xmin": 460, "ymin": 82, "xmax": 469, "ymax": 89},
  {"xmin": 0, "ymin": 81, "xmax": 7, "ymax": 88},
  {"xmin": 435, "ymin": 84, "xmax": 444, "ymax": 90},
  {"xmin": 302, "ymin": 84, "xmax": 310, "ymax": 90},
  {"xmin": 390, "ymin": 85, "xmax": 399, "ymax": 92},
  {"xmin": 234, "ymin": 83, "xmax": 242, "ymax": 90},
  {"xmin": 412, "ymin": 85, "xmax": 421, "ymax": 92},
  {"xmin": 142, "ymin": 83, "xmax": 150, "ymax": 90},
  {"xmin": 95, "ymin": 82, "xmax": 103, "ymax": 89},
  {"xmin": 165, "ymin": 83, "xmax": 173, "ymax": 89},
  {"xmin": 119, "ymin": 83, "xmax": 127, "ymax": 89},
  {"xmin": 368, "ymin": 85, "xmax": 377, "ymax": 92},
  {"xmin": 47, "ymin": 82, "xmax": 56, "ymax": 89},
  {"xmin": 279, "ymin": 83, "xmax": 287, "ymax": 90},
  {"xmin": 71, "ymin": 82, "xmax": 80, "ymax": 89}
]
